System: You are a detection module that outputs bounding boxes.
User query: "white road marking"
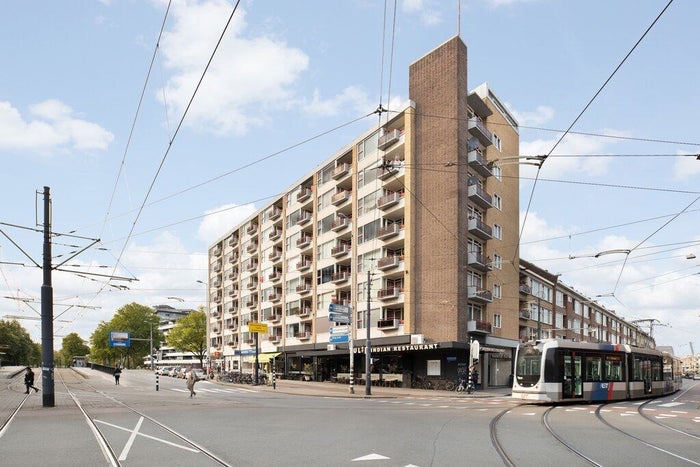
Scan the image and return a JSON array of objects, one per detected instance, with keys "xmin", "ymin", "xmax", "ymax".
[
  {"xmin": 94, "ymin": 419, "xmax": 199, "ymax": 454},
  {"xmin": 352, "ymin": 453, "xmax": 390, "ymax": 461}
]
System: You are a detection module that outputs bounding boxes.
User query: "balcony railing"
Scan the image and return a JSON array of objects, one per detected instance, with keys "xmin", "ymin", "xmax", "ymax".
[
  {"xmin": 331, "ymin": 216, "xmax": 350, "ymax": 231},
  {"xmin": 519, "ymin": 284, "xmax": 532, "ymax": 294},
  {"xmin": 467, "ymin": 183, "xmax": 492, "ymax": 210},
  {"xmin": 268, "ymin": 335, "xmax": 280, "ymax": 344},
  {"xmin": 296, "ymin": 235, "xmax": 312, "ymax": 249},
  {"xmin": 467, "ymin": 218, "xmax": 492, "ymax": 240},
  {"xmin": 377, "ymin": 318, "xmax": 400, "ymax": 330},
  {"xmin": 519, "ymin": 310, "xmax": 531, "ymax": 320},
  {"xmin": 377, "ymin": 287, "xmax": 401, "ymax": 300},
  {"xmin": 268, "ymin": 229, "xmax": 281, "ymax": 241},
  {"xmin": 467, "ymin": 116, "xmax": 493, "ymax": 147},
  {"xmin": 267, "ymin": 207, "xmax": 282, "ymax": 221},
  {"xmin": 295, "ymin": 283, "xmax": 312, "ymax": 294},
  {"xmin": 331, "ymin": 243, "xmax": 351, "ymax": 257},
  {"xmin": 246, "ymin": 223, "xmax": 257, "ymax": 235},
  {"xmin": 213, "ymin": 245, "xmax": 222, "ymax": 256},
  {"xmin": 467, "ymin": 320, "xmax": 493, "ymax": 334},
  {"xmin": 467, "ymin": 286, "xmax": 493, "ymax": 303},
  {"xmin": 295, "ymin": 331, "xmax": 311, "ymax": 340},
  {"xmin": 331, "ymin": 271, "xmax": 350, "ymax": 283},
  {"xmin": 377, "ymin": 255, "xmax": 400, "ymax": 270},
  {"xmin": 268, "ymin": 249, "xmax": 282, "ymax": 261},
  {"xmin": 377, "ymin": 191, "xmax": 400, "ymax": 210},
  {"xmin": 377, "ymin": 163, "xmax": 400, "ymax": 180},
  {"xmin": 297, "ymin": 259, "xmax": 312, "ymax": 271},
  {"xmin": 467, "ymin": 148, "xmax": 491, "ymax": 178},
  {"xmin": 245, "ymin": 261, "xmax": 258, "ymax": 272},
  {"xmin": 297, "ymin": 187, "xmax": 312, "ymax": 202},
  {"xmin": 467, "ymin": 251, "xmax": 492, "ymax": 272},
  {"xmin": 269, "ymin": 314, "xmax": 281, "ymax": 323},
  {"xmin": 378, "ymin": 129, "xmax": 401, "ymax": 150},
  {"xmin": 246, "ymin": 242, "xmax": 258, "ymax": 254},
  {"xmin": 332, "ymin": 163, "xmax": 350, "ymax": 180},
  {"xmin": 228, "ymin": 236, "xmax": 238, "ymax": 247},
  {"xmin": 377, "ymin": 223, "xmax": 401, "ymax": 240},
  {"xmin": 331, "ymin": 189, "xmax": 351, "ymax": 206}
]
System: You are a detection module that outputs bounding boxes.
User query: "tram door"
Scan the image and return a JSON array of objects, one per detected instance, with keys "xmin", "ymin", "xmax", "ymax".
[{"xmin": 562, "ymin": 351, "xmax": 583, "ymax": 399}]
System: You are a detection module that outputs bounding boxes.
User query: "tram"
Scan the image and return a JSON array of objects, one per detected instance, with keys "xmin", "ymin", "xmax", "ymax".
[{"xmin": 512, "ymin": 339, "xmax": 682, "ymax": 403}]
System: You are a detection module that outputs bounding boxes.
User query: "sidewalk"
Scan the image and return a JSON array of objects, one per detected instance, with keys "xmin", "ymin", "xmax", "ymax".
[{"xmin": 233, "ymin": 377, "xmax": 512, "ymax": 399}]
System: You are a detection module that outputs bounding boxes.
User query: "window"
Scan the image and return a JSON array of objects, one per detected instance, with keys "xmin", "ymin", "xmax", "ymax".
[
  {"xmin": 493, "ymin": 223, "xmax": 502, "ymax": 239},
  {"xmin": 493, "ymin": 283, "xmax": 502, "ymax": 299},
  {"xmin": 492, "ymin": 132, "xmax": 502, "ymax": 151},
  {"xmin": 493, "ymin": 194, "xmax": 502, "ymax": 210},
  {"xmin": 493, "ymin": 313, "xmax": 501, "ymax": 329},
  {"xmin": 492, "ymin": 254, "xmax": 502, "ymax": 269},
  {"xmin": 605, "ymin": 355, "xmax": 623, "ymax": 381},
  {"xmin": 492, "ymin": 165, "xmax": 502, "ymax": 181}
]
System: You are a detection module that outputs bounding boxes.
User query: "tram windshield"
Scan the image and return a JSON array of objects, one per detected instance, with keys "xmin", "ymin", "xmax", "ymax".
[{"xmin": 515, "ymin": 343, "xmax": 542, "ymax": 387}]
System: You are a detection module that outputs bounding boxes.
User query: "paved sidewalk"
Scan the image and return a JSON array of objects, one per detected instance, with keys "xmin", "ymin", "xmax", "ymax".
[{"xmin": 228, "ymin": 377, "xmax": 512, "ymax": 399}]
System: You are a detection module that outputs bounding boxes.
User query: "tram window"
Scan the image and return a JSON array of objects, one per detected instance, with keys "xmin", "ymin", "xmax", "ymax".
[
  {"xmin": 585, "ymin": 355, "xmax": 602, "ymax": 381},
  {"xmin": 604, "ymin": 355, "xmax": 623, "ymax": 382},
  {"xmin": 632, "ymin": 357, "xmax": 644, "ymax": 381},
  {"xmin": 652, "ymin": 359, "xmax": 662, "ymax": 381}
]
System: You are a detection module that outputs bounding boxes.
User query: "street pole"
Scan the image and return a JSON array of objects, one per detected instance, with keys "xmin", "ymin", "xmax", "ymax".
[
  {"xmin": 348, "ymin": 312, "xmax": 354, "ymax": 394},
  {"xmin": 365, "ymin": 270, "xmax": 372, "ymax": 396},
  {"xmin": 536, "ymin": 294, "xmax": 541, "ymax": 340},
  {"xmin": 254, "ymin": 330, "xmax": 259, "ymax": 385},
  {"xmin": 40, "ymin": 186, "xmax": 55, "ymax": 407}
]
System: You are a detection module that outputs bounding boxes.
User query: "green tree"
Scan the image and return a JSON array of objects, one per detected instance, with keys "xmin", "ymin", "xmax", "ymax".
[
  {"xmin": 89, "ymin": 303, "xmax": 162, "ymax": 369},
  {"xmin": 0, "ymin": 319, "xmax": 40, "ymax": 366},
  {"xmin": 60, "ymin": 332, "xmax": 90, "ymax": 366},
  {"xmin": 167, "ymin": 308, "xmax": 207, "ymax": 367}
]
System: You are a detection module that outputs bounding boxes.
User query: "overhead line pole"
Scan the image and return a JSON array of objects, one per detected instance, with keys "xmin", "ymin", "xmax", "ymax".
[{"xmin": 40, "ymin": 186, "xmax": 55, "ymax": 407}]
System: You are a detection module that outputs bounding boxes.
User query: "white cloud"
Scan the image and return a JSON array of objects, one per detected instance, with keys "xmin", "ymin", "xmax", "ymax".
[
  {"xmin": 0, "ymin": 100, "xmax": 114, "ymax": 154},
  {"xmin": 508, "ymin": 104, "xmax": 554, "ymax": 126},
  {"xmin": 401, "ymin": 0, "xmax": 442, "ymax": 26},
  {"xmin": 159, "ymin": 1, "xmax": 309, "ymax": 135},
  {"xmin": 672, "ymin": 152, "xmax": 700, "ymax": 180},
  {"xmin": 197, "ymin": 202, "xmax": 257, "ymax": 243},
  {"xmin": 303, "ymin": 86, "xmax": 374, "ymax": 118}
]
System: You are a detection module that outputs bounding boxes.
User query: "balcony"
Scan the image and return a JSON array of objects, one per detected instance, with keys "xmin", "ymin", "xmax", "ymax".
[
  {"xmin": 297, "ymin": 211, "xmax": 312, "ymax": 226},
  {"xmin": 377, "ymin": 163, "xmax": 400, "ymax": 180},
  {"xmin": 519, "ymin": 310, "xmax": 531, "ymax": 320},
  {"xmin": 245, "ymin": 261, "xmax": 258, "ymax": 272},
  {"xmin": 377, "ymin": 191, "xmax": 400, "ymax": 210},
  {"xmin": 467, "ymin": 286, "xmax": 493, "ymax": 304},
  {"xmin": 213, "ymin": 262, "xmax": 222, "ymax": 273},
  {"xmin": 377, "ymin": 254, "xmax": 400, "ymax": 270},
  {"xmin": 298, "ymin": 307, "xmax": 312, "ymax": 318},
  {"xmin": 246, "ymin": 223, "xmax": 258, "ymax": 235},
  {"xmin": 295, "ymin": 331, "xmax": 312, "ymax": 341},
  {"xmin": 213, "ymin": 245, "xmax": 222, "ymax": 256},
  {"xmin": 467, "ymin": 116, "xmax": 493, "ymax": 147},
  {"xmin": 246, "ymin": 242, "xmax": 258, "ymax": 254},
  {"xmin": 467, "ymin": 320, "xmax": 493, "ymax": 335},
  {"xmin": 467, "ymin": 183, "xmax": 492, "ymax": 210},
  {"xmin": 377, "ymin": 287, "xmax": 401, "ymax": 300},
  {"xmin": 269, "ymin": 314, "xmax": 281, "ymax": 323},
  {"xmin": 246, "ymin": 280, "xmax": 257, "ymax": 290},
  {"xmin": 228, "ymin": 306, "xmax": 238, "ymax": 315},
  {"xmin": 332, "ymin": 163, "xmax": 350, "ymax": 180},
  {"xmin": 228, "ymin": 270, "xmax": 238, "ymax": 281},
  {"xmin": 211, "ymin": 294, "xmax": 222, "ymax": 303},
  {"xmin": 296, "ymin": 283, "xmax": 312, "ymax": 295},
  {"xmin": 267, "ymin": 207, "xmax": 282, "ymax": 221},
  {"xmin": 268, "ymin": 335, "xmax": 280, "ymax": 344},
  {"xmin": 297, "ymin": 187, "xmax": 312, "ymax": 202},
  {"xmin": 245, "ymin": 299, "xmax": 258, "ymax": 308},
  {"xmin": 296, "ymin": 235, "xmax": 312, "ymax": 249},
  {"xmin": 228, "ymin": 252, "xmax": 239, "ymax": 263},
  {"xmin": 268, "ymin": 249, "xmax": 282, "ymax": 262},
  {"xmin": 331, "ymin": 271, "xmax": 350, "ymax": 283},
  {"xmin": 228, "ymin": 287, "xmax": 239, "ymax": 297},
  {"xmin": 467, "ymin": 218, "xmax": 492, "ymax": 240},
  {"xmin": 268, "ymin": 293, "xmax": 281, "ymax": 303},
  {"xmin": 227, "ymin": 322, "xmax": 238, "ymax": 331},
  {"xmin": 377, "ymin": 318, "xmax": 400, "ymax": 330},
  {"xmin": 331, "ymin": 242, "xmax": 351, "ymax": 258},
  {"xmin": 377, "ymin": 223, "xmax": 401, "ymax": 240},
  {"xmin": 297, "ymin": 259, "xmax": 312, "ymax": 271},
  {"xmin": 268, "ymin": 229, "xmax": 281, "ymax": 242},
  {"xmin": 331, "ymin": 216, "xmax": 350, "ymax": 232},
  {"xmin": 228, "ymin": 235, "xmax": 238, "ymax": 247},
  {"xmin": 519, "ymin": 284, "xmax": 532, "ymax": 295},
  {"xmin": 467, "ymin": 251, "xmax": 492, "ymax": 272},
  {"xmin": 467, "ymin": 148, "xmax": 491, "ymax": 178},
  {"xmin": 378, "ymin": 129, "xmax": 401, "ymax": 150},
  {"xmin": 331, "ymin": 189, "xmax": 351, "ymax": 206},
  {"xmin": 268, "ymin": 269, "xmax": 281, "ymax": 282}
]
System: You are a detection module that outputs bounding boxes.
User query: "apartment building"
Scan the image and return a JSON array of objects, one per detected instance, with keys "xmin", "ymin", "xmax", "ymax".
[
  {"xmin": 518, "ymin": 259, "xmax": 654, "ymax": 348},
  {"xmin": 206, "ymin": 36, "xmax": 521, "ymax": 388}
]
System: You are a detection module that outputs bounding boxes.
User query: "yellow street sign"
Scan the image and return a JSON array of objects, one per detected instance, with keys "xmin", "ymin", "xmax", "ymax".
[{"xmin": 248, "ymin": 322, "xmax": 268, "ymax": 333}]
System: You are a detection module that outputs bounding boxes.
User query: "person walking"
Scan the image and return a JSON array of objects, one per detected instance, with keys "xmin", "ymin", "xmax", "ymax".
[
  {"xmin": 186, "ymin": 366, "xmax": 197, "ymax": 397},
  {"xmin": 114, "ymin": 365, "xmax": 122, "ymax": 385},
  {"xmin": 24, "ymin": 367, "xmax": 39, "ymax": 394}
]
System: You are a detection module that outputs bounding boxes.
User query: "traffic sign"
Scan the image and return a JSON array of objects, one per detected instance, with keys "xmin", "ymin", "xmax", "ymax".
[
  {"xmin": 329, "ymin": 334, "xmax": 349, "ymax": 343},
  {"xmin": 329, "ymin": 325, "xmax": 350, "ymax": 335},
  {"xmin": 329, "ymin": 303, "xmax": 352, "ymax": 315},
  {"xmin": 329, "ymin": 313, "xmax": 350, "ymax": 324},
  {"xmin": 249, "ymin": 322, "xmax": 268, "ymax": 333}
]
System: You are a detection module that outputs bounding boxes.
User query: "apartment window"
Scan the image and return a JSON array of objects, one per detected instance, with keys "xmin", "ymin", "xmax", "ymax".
[
  {"xmin": 492, "ymin": 254, "xmax": 502, "ymax": 269},
  {"xmin": 556, "ymin": 291, "xmax": 564, "ymax": 308},
  {"xmin": 358, "ymin": 190, "xmax": 379, "ymax": 217},
  {"xmin": 492, "ymin": 133, "xmax": 502, "ymax": 151},
  {"xmin": 358, "ymin": 163, "xmax": 379, "ymax": 188},
  {"xmin": 317, "ymin": 163, "xmax": 334, "ymax": 186},
  {"xmin": 492, "ymin": 165, "xmax": 502, "ymax": 181},
  {"xmin": 493, "ymin": 194, "xmax": 502, "ymax": 210},
  {"xmin": 467, "ymin": 303, "xmax": 483, "ymax": 321},
  {"xmin": 493, "ymin": 223, "xmax": 502, "ymax": 239},
  {"xmin": 493, "ymin": 283, "xmax": 502, "ymax": 299},
  {"xmin": 493, "ymin": 313, "xmax": 502, "ymax": 329}
]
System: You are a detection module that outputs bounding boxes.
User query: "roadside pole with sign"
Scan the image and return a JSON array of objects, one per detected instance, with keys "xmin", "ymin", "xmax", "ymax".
[
  {"xmin": 249, "ymin": 322, "xmax": 268, "ymax": 385},
  {"xmin": 329, "ymin": 303, "xmax": 353, "ymax": 393},
  {"xmin": 468, "ymin": 338, "xmax": 480, "ymax": 393}
]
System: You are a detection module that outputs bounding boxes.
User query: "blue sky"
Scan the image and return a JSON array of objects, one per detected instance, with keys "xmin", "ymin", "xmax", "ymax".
[{"xmin": 1, "ymin": 0, "xmax": 698, "ymax": 355}]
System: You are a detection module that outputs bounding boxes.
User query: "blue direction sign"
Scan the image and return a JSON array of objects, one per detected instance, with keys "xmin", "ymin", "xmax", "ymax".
[
  {"xmin": 329, "ymin": 325, "xmax": 350, "ymax": 335},
  {"xmin": 328, "ymin": 303, "xmax": 352, "ymax": 314},
  {"xmin": 329, "ymin": 334, "xmax": 349, "ymax": 344},
  {"xmin": 329, "ymin": 312, "xmax": 350, "ymax": 324}
]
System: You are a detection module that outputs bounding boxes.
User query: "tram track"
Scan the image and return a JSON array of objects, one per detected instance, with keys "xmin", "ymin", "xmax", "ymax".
[
  {"xmin": 637, "ymin": 398, "xmax": 700, "ymax": 441},
  {"xmin": 55, "ymin": 369, "xmax": 233, "ymax": 467}
]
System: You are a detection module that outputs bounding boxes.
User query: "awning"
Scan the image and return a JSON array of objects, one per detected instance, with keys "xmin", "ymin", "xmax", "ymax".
[{"xmin": 245, "ymin": 352, "xmax": 281, "ymax": 363}]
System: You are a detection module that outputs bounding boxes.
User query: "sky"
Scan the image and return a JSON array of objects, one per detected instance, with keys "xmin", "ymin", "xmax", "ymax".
[{"xmin": 1, "ymin": 0, "xmax": 698, "ymax": 356}]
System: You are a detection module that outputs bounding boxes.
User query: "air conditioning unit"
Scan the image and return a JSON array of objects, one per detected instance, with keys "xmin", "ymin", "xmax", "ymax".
[{"xmin": 411, "ymin": 334, "xmax": 424, "ymax": 344}]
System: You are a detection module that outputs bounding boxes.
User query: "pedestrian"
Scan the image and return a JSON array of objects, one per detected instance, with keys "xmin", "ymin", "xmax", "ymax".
[
  {"xmin": 114, "ymin": 365, "xmax": 122, "ymax": 385},
  {"xmin": 24, "ymin": 367, "xmax": 39, "ymax": 394},
  {"xmin": 472, "ymin": 368, "xmax": 479, "ymax": 391},
  {"xmin": 186, "ymin": 366, "xmax": 197, "ymax": 397}
]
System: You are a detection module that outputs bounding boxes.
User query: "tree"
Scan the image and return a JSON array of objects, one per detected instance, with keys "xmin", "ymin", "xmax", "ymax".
[
  {"xmin": 167, "ymin": 308, "xmax": 207, "ymax": 367},
  {"xmin": 89, "ymin": 303, "xmax": 162, "ymax": 368},
  {"xmin": 60, "ymin": 332, "xmax": 90, "ymax": 366},
  {"xmin": 0, "ymin": 319, "xmax": 40, "ymax": 366}
]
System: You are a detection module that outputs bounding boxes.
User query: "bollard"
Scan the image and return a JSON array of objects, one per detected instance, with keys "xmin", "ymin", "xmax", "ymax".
[
  {"xmin": 156, "ymin": 373, "xmax": 159, "ymax": 392},
  {"xmin": 349, "ymin": 375, "xmax": 354, "ymax": 394},
  {"xmin": 272, "ymin": 370, "xmax": 276, "ymax": 390}
]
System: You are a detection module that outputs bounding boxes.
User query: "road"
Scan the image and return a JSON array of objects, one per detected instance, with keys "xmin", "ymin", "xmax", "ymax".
[{"xmin": 1, "ymin": 367, "xmax": 699, "ymax": 466}]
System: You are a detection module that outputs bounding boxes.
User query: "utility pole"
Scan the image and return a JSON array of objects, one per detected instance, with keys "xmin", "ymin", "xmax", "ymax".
[
  {"xmin": 365, "ymin": 270, "xmax": 372, "ymax": 396},
  {"xmin": 40, "ymin": 186, "xmax": 55, "ymax": 407}
]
